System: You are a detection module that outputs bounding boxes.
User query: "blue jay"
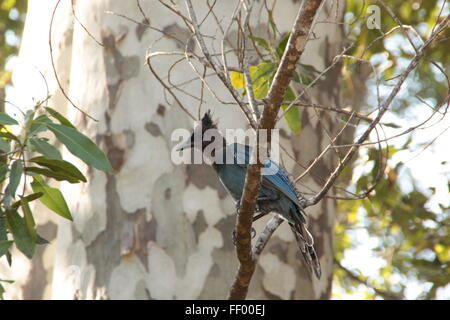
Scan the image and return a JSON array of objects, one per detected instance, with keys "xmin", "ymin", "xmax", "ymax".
[{"xmin": 177, "ymin": 111, "xmax": 321, "ymax": 279}]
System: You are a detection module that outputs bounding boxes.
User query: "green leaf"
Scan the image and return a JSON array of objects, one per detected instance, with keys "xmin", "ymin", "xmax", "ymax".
[
  {"xmin": 26, "ymin": 167, "xmax": 82, "ymax": 184},
  {"xmin": 29, "ymin": 138, "xmax": 62, "ymax": 160},
  {"xmin": 299, "ymin": 63, "xmax": 321, "ymax": 75},
  {"xmin": 300, "ymin": 74, "xmax": 313, "ymax": 85},
  {"xmin": 2, "ymin": 211, "xmax": 12, "ymax": 268},
  {"xmin": 298, "ymin": 64, "xmax": 321, "ymax": 85},
  {"xmin": 249, "ymin": 61, "xmax": 278, "ymax": 99},
  {"xmin": 45, "ymin": 107, "xmax": 75, "ymax": 128},
  {"xmin": 291, "ymin": 71, "xmax": 301, "ymax": 83},
  {"xmin": 24, "ymin": 109, "xmax": 35, "ymax": 127},
  {"xmin": 0, "ymin": 132, "xmax": 19, "ymax": 141},
  {"xmin": 275, "ymin": 33, "xmax": 290, "ymax": 59},
  {"xmin": 11, "ymin": 192, "xmax": 43, "ymax": 210},
  {"xmin": 46, "ymin": 123, "xmax": 113, "ymax": 173},
  {"xmin": 233, "ymin": 61, "xmax": 292, "ymax": 119},
  {"xmin": 0, "ymin": 277, "xmax": 12, "ymax": 298},
  {"xmin": 21, "ymin": 198, "xmax": 37, "ymax": 246},
  {"xmin": 0, "ymin": 212, "xmax": 6, "ymax": 242},
  {"xmin": 0, "ymin": 163, "xmax": 8, "ymax": 183},
  {"xmin": 248, "ymin": 35, "xmax": 271, "ymax": 51},
  {"xmin": 31, "ymin": 175, "xmax": 72, "ymax": 221},
  {"xmin": 0, "ymin": 240, "xmax": 12, "ymax": 258},
  {"xmin": 0, "ymin": 210, "xmax": 8, "ymax": 262},
  {"xmin": 36, "ymin": 234, "xmax": 49, "ymax": 245},
  {"xmin": 7, "ymin": 160, "xmax": 23, "ymax": 199},
  {"xmin": 0, "ymin": 279, "xmax": 14, "ymax": 284},
  {"xmin": 383, "ymin": 122, "xmax": 402, "ymax": 129},
  {"xmin": 6, "ymin": 252, "xmax": 11, "ymax": 266},
  {"xmin": 28, "ymin": 156, "xmax": 87, "ymax": 183},
  {"xmin": 0, "ymin": 113, "xmax": 18, "ymax": 126},
  {"xmin": 267, "ymin": 9, "xmax": 277, "ymax": 35},
  {"xmin": 28, "ymin": 115, "xmax": 53, "ymax": 136},
  {"xmin": 281, "ymin": 87, "xmax": 302, "ymax": 135},
  {"xmin": 5, "ymin": 210, "xmax": 35, "ymax": 258},
  {"xmin": 0, "ymin": 138, "xmax": 10, "ymax": 152}
]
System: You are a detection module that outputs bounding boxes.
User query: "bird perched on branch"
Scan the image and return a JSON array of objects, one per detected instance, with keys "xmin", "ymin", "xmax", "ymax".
[{"xmin": 176, "ymin": 111, "xmax": 321, "ymax": 279}]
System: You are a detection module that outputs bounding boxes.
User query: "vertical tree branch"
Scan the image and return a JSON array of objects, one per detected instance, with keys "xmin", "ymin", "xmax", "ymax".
[
  {"xmin": 228, "ymin": 0, "xmax": 324, "ymax": 300},
  {"xmin": 259, "ymin": 0, "xmax": 324, "ymax": 131}
]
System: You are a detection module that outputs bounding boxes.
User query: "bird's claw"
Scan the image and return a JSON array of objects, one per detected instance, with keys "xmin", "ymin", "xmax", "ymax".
[
  {"xmin": 232, "ymin": 227, "xmax": 257, "ymax": 246},
  {"xmin": 232, "ymin": 230, "xmax": 237, "ymax": 246},
  {"xmin": 235, "ymin": 200, "xmax": 241, "ymax": 213}
]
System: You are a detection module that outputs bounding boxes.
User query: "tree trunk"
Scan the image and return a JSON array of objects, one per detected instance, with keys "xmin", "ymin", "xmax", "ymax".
[{"xmin": 2, "ymin": 0, "xmax": 345, "ymax": 299}]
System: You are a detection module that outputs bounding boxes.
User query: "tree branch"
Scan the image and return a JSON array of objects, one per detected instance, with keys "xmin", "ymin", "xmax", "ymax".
[
  {"xmin": 253, "ymin": 216, "xmax": 284, "ymax": 258},
  {"xmin": 228, "ymin": 0, "xmax": 324, "ymax": 300},
  {"xmin": 184, "ymin": 0, "xmax": 258, "ymax": 129},
  {"xmin": 142, "ymin": 0, "xmax": 450, "ymax": 301},
  {"xmin": 335, "ymin": 259, "xmax": 403, "ymax": 300},
  {"xmin": 49, "ymin": 0, "xmax": 97, "ymax": 121},
  {"xmin": 304, "ymin": 13, "xmax": 450, "ymax": 207}
]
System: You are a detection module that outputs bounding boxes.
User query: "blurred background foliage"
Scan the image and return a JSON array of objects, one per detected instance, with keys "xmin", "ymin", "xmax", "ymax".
[
  {"xmin": 0, "ymin": 0, "xmax": 27, "ymax": 297},
  {"xmin": 334, "ymin": 0, "xmax": 449, "ymax": 299},
  {"xmin": 0, "ymin": 0, "xmax": 448, "ymax": 299},
  {"xmin": 0, "ymin": 0, "xmax": 26, "ymax": 100}
]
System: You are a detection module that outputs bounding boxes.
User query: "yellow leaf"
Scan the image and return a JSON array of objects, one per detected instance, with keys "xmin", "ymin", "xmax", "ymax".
[
  {"xmin": 347, "ymin": 209, "xmax": 359, "ymax": 224},
  {"xmin": 0, "ymin": 71, "xmax": 12, "ymax": 89},
  {"xmin": 230, "ymin": 71, "xmax": 244, "ymax": 89},
  {"xmin": 1, "ymin": 0, "xmax": 15, "ymax": 11},
  {"xmin": 435, "ymin": 244, "xmax": 450, "ymax": 262}
]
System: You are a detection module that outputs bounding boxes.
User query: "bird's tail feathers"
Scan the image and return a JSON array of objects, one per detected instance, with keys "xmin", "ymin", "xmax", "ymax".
[{"xmin": 290, "ymin": 223, "xmax": 322, "ymax": 279}]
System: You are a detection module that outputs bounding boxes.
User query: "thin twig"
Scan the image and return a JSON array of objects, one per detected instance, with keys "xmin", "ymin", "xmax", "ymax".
[
  {"xmin": 49, "ymin": 0, "xmax": 97, "ymax": 122},
  {"xmin": 146, "ymin": 53, "xmax": 196, "ymax": 120},
  {"xmin": 185, "ymin": 0, "xmax": 257, "ymax": 129},
  {"xmin": 335, "ymin": 258, "xmax": 403, "ymax": 300},
  {"xmin": 305, "ymin": 14, "xmax": 450, "ymax": 207},
  {"xmin": 252, "ymin": 216, "xmax": 284, "ymax": 257}
]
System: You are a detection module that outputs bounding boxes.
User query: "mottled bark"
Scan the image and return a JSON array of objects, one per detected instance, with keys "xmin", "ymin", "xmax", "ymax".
[{"xmin": 1, "ymin": 0, "xmax": 346, "ymax": 300}]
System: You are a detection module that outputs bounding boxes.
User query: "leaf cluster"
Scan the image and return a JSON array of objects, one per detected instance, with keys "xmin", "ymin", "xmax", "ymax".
[{"xmin": 0, "ymin": 100, "xmax": 112, "ymax": 297}]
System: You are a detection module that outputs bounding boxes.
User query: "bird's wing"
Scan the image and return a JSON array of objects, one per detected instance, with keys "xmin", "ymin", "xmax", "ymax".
[
  {"xmin": 232, "ymin": 144, "xmax": 319, "ymax": 278},
  {"xmin": 262, "ymin": 159, "xmax": 306, "ymax": 212},
  {"xmin": 232, "ymin": 143, "xmax": 306, "ymax": 213}
]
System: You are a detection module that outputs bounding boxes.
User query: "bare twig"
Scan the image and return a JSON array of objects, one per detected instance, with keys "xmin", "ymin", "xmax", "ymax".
[
  {"xmin": 50, "ymin": 0, "xmax": 97, "ymax": 121},
  {"xmin": 305, "ymin": 14, "xmax": 450, "ymax": 207},
  {"xmin": 280, "ymin": 102, "xmax": 375, "ymax": 122},
  {"xmin": 253, "ymin": 216, "xmax": 284, "ymax": 257},
  {"xmin": 185, "ymin": 0, "xmax": 257, "ymax": 129},
  {"xmin": 335, "ymin": 258, "xmax": 403, "ymax": 300},
  {"xmin": 295, "ymin": 112, "xmax": 356, "ymax": 183},
  {"xmin": 71, "ymin": 0, "xmax": 104, "ymax": 46},
  {"xmin": 146, "ymin": 52, "xmax": 196, "ymax": 120}
]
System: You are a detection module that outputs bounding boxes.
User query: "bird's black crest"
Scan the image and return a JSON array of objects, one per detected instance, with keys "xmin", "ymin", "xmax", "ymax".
[{"xmin": 201, "ymin": 110, "xmax": 217, "ymax": 131}]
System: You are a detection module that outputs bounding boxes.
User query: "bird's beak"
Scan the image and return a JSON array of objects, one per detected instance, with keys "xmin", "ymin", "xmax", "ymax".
[{"xmin": 176, "ymin": 141, "xmax": 192, "ymax": 151}]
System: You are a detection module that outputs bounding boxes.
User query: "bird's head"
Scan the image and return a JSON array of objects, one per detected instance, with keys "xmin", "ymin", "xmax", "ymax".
[{"xmin": 176, "ymin": 110, "xmax": 219, "ymax": 151}]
